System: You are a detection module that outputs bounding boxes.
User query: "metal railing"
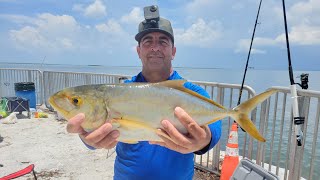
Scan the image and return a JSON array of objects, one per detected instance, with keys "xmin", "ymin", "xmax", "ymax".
[
  {"xmin": 0, "ymin": 68, "xmax": 319, "ymax": 180},
  {"xmin": 193, "ymin": 85, "xmax": 320, "ymax": 180},
  {"xmin": 263, "ymin": 87, "xmax": 320, "ymax": 180},
  {"xmin": 0, "ymin": 68, "xmax": 43, "ymax": 105},
  {"xmin": 192, "ymin": 81, "xmax": 257, "ymax": 174},
  {"xmin": 42, "ymin": 71, "xmax": 130, "ymax": 108}
]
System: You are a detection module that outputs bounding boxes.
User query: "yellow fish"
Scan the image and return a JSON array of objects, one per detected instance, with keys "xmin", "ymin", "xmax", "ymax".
[{"xmin": 49, "ymin": 80, "xmax": 277, "ymax": 143}]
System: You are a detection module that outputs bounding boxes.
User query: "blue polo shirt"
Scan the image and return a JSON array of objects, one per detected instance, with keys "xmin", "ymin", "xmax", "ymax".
[{"xmin": 114, "ymin": 71, "xmax": 221, "ymax": 180}]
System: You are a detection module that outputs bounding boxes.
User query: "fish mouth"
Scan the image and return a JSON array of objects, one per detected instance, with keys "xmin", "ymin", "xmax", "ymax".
[{"xmin": 48, "ymin": 94, "xmax": 71, "ymax": 118}]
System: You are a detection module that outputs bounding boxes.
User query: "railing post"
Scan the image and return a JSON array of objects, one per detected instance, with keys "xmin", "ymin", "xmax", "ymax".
[
  {"xmin": 0, "ymin": 69, "xmax": 2, "ymax": 96},
  {"xmin": 289, "ymin": 96, "xmax": 309, "ymax": 180},
  {"xmin": 39, "ymin": 70, "xmax": 44, "ymax": 106},
  {"xmin": 248, "ymin": 94, "xmax": 257, "ymax": 160},
  {"xmin": 256, "ymin": 100, "xmax": 267, "ymax": 165}
]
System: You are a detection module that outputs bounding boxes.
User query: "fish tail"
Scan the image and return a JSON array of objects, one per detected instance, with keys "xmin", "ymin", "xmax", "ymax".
[{"xmin": 230, "ymin": 89, "xmax": 278, "ymax": 142}]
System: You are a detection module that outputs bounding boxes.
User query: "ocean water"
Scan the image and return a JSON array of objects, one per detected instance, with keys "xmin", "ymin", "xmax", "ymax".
[
  {"xmin": 1, "ymin": 63, "xmax": 319, "ymax": 179},
  {"xmin": 1, "ymin": 63, "xmax": 319, "ymax": 93}
]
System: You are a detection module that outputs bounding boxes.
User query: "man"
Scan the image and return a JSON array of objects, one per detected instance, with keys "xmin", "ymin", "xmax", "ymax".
[{"xmin": 67, "ymin": 5, "xmax": 221, "ymax": 180}]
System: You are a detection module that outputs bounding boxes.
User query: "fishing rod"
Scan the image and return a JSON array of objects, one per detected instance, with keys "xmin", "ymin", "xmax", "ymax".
[
  {"xmin": 281, "ymin": 0, "xmax": 304, "ymax": 146},
  {"xmin": 236, "ymin": 0, "xmax": 263, "ymax": 132},
  {"xmin": 237, "ymin": 0, "xmax": 263, "ymax": 106}
]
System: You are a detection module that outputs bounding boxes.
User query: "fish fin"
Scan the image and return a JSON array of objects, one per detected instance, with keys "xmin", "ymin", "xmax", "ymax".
[
  {"xmin": 204, "ymin": 116, "xmax": 228, "ymax": 125},
  {"xmin": 156, "ymin": 129, "xmax": 177, "ymax": 143},
  {"xmin": 111, "ymin": 118, "xmax": 177, "ymax": 143},
  {"xmin": 155, "ymin": 80, "xmax": 226, "ymax": 109},
  {"xmin": 231, "ymin": 89, "xmax": 278, "ymax": 142},
  {"xmin": 233, "ymin": 113, "xmax": 266, "ymax": 142},
  {"xmin": 122, "ymin": 140, "xmax": 139, "ymax": 144},
  {"xmin": 234, "ymin": 89, "xmax": 278, "ymax": 113},
  {"xmin": 111, "ymin": 118, "xmax": 167, "ymax": 142},
  {"xmin": 110, "ymin": 121, "xmax": 120, "ymax": 130},
  {"xmin": 112, "ymin": 118, "xmax": 155, "ymax": 131}
]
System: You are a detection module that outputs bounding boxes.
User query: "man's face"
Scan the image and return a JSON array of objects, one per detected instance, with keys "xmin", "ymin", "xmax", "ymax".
[{"xmin": 137, "ymin": 32, "xmax": 176, "ymax": 72}]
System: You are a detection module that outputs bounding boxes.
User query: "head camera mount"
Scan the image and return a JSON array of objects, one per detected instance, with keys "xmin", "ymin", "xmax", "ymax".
[
  {"xmin": 135, "ymin": 5, "xmax": 174, "ymax": 43},
  {"xmin": 143, "ymin": 5, "xmax": 160, "ymax": 29}
]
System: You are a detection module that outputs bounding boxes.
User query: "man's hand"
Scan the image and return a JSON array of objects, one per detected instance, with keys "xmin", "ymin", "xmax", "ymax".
[
  {"xmin": 149, "ymin": 107, "xmax": 211, "ymax": 154},
  {"xmin": 67, "ymin": 113, "xmax": 119, "ymax": 149}
]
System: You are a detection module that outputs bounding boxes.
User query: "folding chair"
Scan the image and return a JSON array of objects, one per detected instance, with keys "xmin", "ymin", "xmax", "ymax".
[
  {"xmin": 5, "ymin": 97, "xmax": 31, "ymax": 119},
  {"xmin": 0, "ymin": 164, "xmax": 37, "ymax": 180}
]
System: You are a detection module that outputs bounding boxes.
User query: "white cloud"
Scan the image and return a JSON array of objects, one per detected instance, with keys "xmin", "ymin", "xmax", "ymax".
[
  {"xmin": 73, "ymin": 0, "xmax": 107, "ymax": 18},
  {"xmin": 120, "ymin": 7, "xmax": 143, "ymax": 24},
  {"xmin": 72, "ymin": 4, "xmax": 85, "ymax": 13},
  {"xmin": 235, "ymin": 0, "xmax": 320, "ymax": 52},
  {"xmin": 9, "ymin": 13, "xmax": 79, "ymax": 52},
  {"xmin": 35, "ymin": 13, "xmax": 79, "ymax": 34},
  {"xmin": 288, "ymin": 0, "xmax": 320, "ymax": 25},
  {"xmin": 59, "ymin": 38, "xmax": 74, "ymax": 49},
  {"xmin": 235, "ymin": 38, "xmax": 270, "ymax": 54},
  {"xmin": 6, "ymin": 12, "xmax": 133, "ymax": 55},
  {"xmin": 236, "ymin": 36, "xmax": 289, "ymax": 54},
  {"xmin": 276, "ymin": 25, "xmax": 320, "ymax": 45},
  {"xmin": 254, "ymin": 37, "xmax": 278, "ymax": 46},
  {"xmin": 285, "ymin": 0, "xmax": 320, "ymax": 45},
  {"xmin": 175, "ymin": 18, "xmax": 222, "ymax": 47},
  {"xmin": 0, "ymin": 14, "xmax": 37, "ymax": 25},
  {"xmin": 236, "ymin": 24, "xmax": 320, "ymax": 54},
  {"xmin": 95, "ymin": 19, "xmax": 125, "ymax": 35},
  {"xmin": 85, "ymin": 0, "xmax": 107, "ymax": 18},
  {"xmin": 10, "ymin": 26, "xmax": 47, "ymax": 51}
]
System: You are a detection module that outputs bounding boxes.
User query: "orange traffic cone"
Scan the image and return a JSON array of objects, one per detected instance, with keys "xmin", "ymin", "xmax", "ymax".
[{"xmin": 220, "ymin": 122, "xmax": 240, "ymax": 180}]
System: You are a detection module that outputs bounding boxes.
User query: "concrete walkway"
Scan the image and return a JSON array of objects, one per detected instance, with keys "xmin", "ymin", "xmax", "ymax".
[{"xmin": 0, "ymin": 115, "xmax": 115, "ymax": 179}]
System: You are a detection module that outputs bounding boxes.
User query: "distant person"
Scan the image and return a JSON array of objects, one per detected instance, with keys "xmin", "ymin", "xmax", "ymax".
[{"xmin": 66, "ymin": 5, "xmax": 221, "ymax": 180}]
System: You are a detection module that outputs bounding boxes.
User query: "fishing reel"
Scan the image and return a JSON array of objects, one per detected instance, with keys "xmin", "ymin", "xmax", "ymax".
[
  {"xmin": 297, "ymin": 73, "xmax": 309, "ymax": 90},
  {"xmin": 143, "ymin": 5, "xmax": 160, "ymax": 29}
]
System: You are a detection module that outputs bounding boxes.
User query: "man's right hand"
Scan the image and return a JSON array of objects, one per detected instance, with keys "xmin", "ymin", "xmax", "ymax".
[{"xmin": 66, "ymin": 113, "xmax": 119, "ymax": 149}]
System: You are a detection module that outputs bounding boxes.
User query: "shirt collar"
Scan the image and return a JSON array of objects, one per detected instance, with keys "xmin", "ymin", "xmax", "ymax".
[{"xmin": 133, "ymin": 70, "xmax": 183, "ymax": 82}]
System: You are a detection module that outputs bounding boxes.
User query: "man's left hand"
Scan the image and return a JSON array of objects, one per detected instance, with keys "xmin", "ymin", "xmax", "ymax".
[{"xmin": 149, "ymin": 107, "xmax": 211, "ymax": 154}]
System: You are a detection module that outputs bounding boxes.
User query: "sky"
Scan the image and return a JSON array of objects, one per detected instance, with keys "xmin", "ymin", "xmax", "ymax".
[{"xmin": 0, "ymin": 0, "xmax": 319, "ymax": 70}]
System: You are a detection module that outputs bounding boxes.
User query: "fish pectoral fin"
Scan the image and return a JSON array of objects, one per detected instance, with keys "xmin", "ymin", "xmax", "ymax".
[
  {"xmin": 111, "ymin": 118, "xmax": 162, "ymax": 142},
  {"xmin": 110, "ymin": 121, "xmax": 120, "ymax": 130},
  {"xmin": 111, "ymin": 118, "xmax": 177, "ymax": 143},
  {"xmin": 122, "ymin": 140, "xmax": 139, "ymax": 144},
  {"xmin": 156, "ymin": 129, "xmax": 176, "ymax": 143},
  {"xmin": 155, "ymin": 79, "xmax": 186, "ymax": 87},
  {"xmin": 112, "ymin": 118, "xmax": 155, "ymax": 131}
]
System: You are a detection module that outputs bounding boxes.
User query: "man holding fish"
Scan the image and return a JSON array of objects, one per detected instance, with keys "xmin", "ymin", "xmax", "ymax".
[
  {"xmin": 50, "ymin": 5, "xmax": 275, "ymax": 180},
  {"xmin": 66, "ymin": 5, "xmax": 220, "ymax": 179}
]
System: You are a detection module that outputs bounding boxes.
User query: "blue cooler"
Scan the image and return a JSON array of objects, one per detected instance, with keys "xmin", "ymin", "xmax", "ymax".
[{"xmin": 14, "ymin": 82, "xmax": 36, "ymax": 108}]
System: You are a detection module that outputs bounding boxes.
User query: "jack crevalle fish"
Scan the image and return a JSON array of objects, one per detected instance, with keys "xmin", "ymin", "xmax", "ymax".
[{"xmin": 49, "ymin": 80, "xmax": 277, "ymax": 143}]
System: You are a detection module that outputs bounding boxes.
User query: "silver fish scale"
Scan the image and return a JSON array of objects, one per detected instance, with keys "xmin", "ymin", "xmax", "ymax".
[{"xmin": 102, "ymin": 84, "xmax": 228, "ymax": 133}]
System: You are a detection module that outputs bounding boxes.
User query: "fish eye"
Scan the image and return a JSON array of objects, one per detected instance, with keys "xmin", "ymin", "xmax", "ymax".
[
  {"xmin": 71, "ymin": 96, "xmax": 82, "ymax": 106},
  {"xmin": 73, "ymin": 98, "xmax": 78, "ymax": 104}
]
